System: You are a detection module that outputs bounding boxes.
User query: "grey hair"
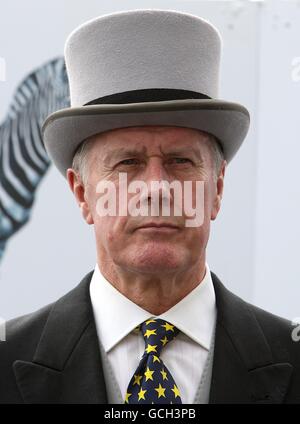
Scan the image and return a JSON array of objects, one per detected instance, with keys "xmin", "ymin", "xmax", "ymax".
[
  {"xmin": 205, "ymin": 133, "xmax": 225, "ymax": 181},
  {"xmin": 71, "ymin": 130, "xmax": 225, "ymax": 184},
  {"xmin": 71, "ymin": 135, "xmax": 95, "ymax": 185}
]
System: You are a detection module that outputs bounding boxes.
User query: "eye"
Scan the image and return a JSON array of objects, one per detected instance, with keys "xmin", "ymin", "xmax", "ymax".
[
  {"xmin": 118, "ymin": 158, "xmax": 140, "ymax": 166},
  {"xmin": 167, "ymin": 157, "xmax": 193, "ymax": 165}
]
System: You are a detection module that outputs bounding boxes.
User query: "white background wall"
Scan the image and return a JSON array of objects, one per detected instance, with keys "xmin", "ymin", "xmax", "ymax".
[{"xmin": 0, "ymin": 0, "xmax": 299, "ymax": 320}]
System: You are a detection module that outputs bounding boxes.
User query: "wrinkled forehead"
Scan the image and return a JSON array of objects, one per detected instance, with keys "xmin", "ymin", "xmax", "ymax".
[{"xmin": 88, "ymin": 125, "xmax": 213, "ymax": 156}]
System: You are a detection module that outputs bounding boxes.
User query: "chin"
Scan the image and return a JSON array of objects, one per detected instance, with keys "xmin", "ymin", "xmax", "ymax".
[
  {"xmin": 126, "ymin": 244, "xmax": 186, "ymax": 274},
  {"xmin": 130, "ymin": 261, "xmax": 181, "ymax": 275}
]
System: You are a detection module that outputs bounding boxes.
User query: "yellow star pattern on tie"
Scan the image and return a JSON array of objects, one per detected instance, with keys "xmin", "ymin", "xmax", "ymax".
[{"xmin": 124, "ymin": 318, "xmax": 182, "ymax": 404}]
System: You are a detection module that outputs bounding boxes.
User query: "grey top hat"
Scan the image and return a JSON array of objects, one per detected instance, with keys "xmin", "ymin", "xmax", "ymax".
[{"xmin": 42, "ymin": 9, "xmax": 250, "ymax": 177}]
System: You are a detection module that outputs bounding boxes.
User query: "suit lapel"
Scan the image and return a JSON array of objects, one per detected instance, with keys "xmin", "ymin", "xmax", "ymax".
[
  {"xmin": 209, "ymin": 271, "xmax": 293, "ymax": 404},
  {"xmin": 13, "ymin": 271, "xmax": 108, "ymax": 404},
  {"xmin": 12, "ymin": 268, "xmax": 293, "ymax": 404}
]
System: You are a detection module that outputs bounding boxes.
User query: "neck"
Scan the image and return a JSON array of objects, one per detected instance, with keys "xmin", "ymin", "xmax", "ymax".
[{"xmin": 97, "ymin": 257, "xmax": 207, "ymax": 315}]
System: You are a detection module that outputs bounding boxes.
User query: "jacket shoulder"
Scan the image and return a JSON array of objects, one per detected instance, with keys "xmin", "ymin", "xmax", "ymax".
[
  {"xmin": 3, "ymin": 302, "xmax": 53, "ymax": 351},
  {"xmin": 246, "ymin": 299, "xmax": 300, "ymax": 402},
  {"xmin": 246, "ymin": 300, "xmax": 300, "ymax": 359},
  {"xmin": 0, "ymin": 303, "xmax": 54, "ymax": 403},
  {"xmin": 211, "ymin": 270, "xmax": 300, "ymax": 362},
  {"xmin": 0, "ymin": 302, "xmax": 53, "ymax": 359},
  {"xmin": 0, "ymin": 270, "xmax": 93, "ymax": 367},
  {"xmin": 248, "ymin": 301, "xmax": 291, "ymax": 330}
]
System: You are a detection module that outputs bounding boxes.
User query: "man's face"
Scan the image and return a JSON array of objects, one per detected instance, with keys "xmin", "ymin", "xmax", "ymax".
[{"xmin": 68, "ymin": 126, "xmax": 226, "ymax": 277}]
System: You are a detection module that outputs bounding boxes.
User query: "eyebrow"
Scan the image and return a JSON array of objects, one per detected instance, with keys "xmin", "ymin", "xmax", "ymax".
[
  {"xmin": 102, "ymin": 144, "xmax": 204, "ymax": 165},
  {"xmin": 102, "ymin": 147, "xmax": 147, "ymax": 165},
  {"xmin": 161, "ymin": 146, "xmax": 205, "ymax": 162},
  {"xmin": 163, "ymin": 147, "xmax": 204, "ymax": 159}
]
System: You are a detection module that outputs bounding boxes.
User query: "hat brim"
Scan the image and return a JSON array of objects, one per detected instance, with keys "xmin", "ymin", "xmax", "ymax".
[{"xmin": 42, "ymin": 99, "xmax": 250, "ymax": 177}]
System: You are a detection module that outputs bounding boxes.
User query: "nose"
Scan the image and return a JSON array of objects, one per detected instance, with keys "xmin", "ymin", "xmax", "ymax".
[
  {"xmin": 140, "ymin": 156, "xmax": 173, "ymax": 208},
  {"xmin": 143, "ymin": 156, "xmax": 169, "ymax": 183}
]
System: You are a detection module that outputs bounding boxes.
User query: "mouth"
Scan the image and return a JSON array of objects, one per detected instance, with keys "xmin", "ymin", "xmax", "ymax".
[{"xmin": 135, "ymin": 223, "xmax": 180, "ymax": 233}]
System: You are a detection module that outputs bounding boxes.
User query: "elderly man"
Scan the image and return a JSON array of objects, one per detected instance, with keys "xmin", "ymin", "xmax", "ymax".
[{"xmin": 0, "ymin": 9, "xmax": 300, "ymax": 404}]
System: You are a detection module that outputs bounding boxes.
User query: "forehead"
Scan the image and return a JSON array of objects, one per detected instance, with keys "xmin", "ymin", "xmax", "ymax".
[{"xmin": 89, "ymin": 125, "xmax": 211, "ymax": 153}]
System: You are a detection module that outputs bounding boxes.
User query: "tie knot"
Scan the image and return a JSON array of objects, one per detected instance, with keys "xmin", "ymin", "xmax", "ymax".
[{"xmin": 139, "ymin": 318, "xmax": 180, "ymax": 357}]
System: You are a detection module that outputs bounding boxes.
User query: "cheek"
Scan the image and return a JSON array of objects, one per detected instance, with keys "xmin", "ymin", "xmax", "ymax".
[
  {"xmin": 180, "ymin": 180, "xmax": 211, "ymax": 221},
  {"xmin": 94, "ymin": 215, "xmax": 128, "ymax": 244},
  {"xmin": 203, "ymin": 179, "xmax": 216, "ymax": 210},
  {"xmin": 84, "ymin": 183, "xmax": 98, "ymax": 214},
  {"xmin": 188, "ymin": 225, "xmax": 209, "ymax": 242},
  {"xmin": 188, "ymin": 226, "xmax": 210, "ymax": 257}
]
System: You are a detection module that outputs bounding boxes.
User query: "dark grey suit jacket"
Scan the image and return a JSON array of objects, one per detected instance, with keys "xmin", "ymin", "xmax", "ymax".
[{"xmin": 0, "ymin": 270, "xmax": 299, "ymax": 403}]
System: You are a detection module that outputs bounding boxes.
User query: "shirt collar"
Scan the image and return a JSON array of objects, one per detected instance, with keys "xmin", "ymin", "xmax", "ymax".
[{"xmin": 89, "ymin": 262, "xmax": 216, "ymax": 353}]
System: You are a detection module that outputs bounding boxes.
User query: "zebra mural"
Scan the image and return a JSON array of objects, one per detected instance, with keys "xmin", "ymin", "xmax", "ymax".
[{"xmin": 0, "ymin": 57, "xmax": 69, "ymax": 262}]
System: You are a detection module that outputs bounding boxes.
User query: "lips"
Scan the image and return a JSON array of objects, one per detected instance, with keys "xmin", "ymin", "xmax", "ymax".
[{"xmin": 135, "ymin": 222, "xmax": 179, "ymax": 231}]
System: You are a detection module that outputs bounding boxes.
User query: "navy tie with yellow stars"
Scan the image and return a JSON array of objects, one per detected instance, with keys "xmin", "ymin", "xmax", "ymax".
[{"xmin": 124, "ymin": 318, "xmax": 182, "ymax": 404}]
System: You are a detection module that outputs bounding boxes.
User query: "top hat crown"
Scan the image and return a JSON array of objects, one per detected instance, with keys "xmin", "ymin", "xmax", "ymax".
[{"xmin": 42, "ymin": 9, "xmax": 250, "ymax": 177}]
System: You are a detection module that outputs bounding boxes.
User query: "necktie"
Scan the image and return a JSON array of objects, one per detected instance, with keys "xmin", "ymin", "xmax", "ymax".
[{"xmin": 124, "ymin": 318, "xmax": 182, "ymax": 404}]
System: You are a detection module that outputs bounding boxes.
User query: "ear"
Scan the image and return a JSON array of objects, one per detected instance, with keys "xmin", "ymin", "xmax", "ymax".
[
  {"xmin": 211, "ymin": 160, "xmax": 227, "ymax": 221},
  {"xmin": 66, "ymin": 168, "xmax": 94, "ymax": 225}
]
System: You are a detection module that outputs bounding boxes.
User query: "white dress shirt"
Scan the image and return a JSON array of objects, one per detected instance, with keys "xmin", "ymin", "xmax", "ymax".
[{"xmin": 89, "ymin": 262, "xmax": 217, "ymax": 404}]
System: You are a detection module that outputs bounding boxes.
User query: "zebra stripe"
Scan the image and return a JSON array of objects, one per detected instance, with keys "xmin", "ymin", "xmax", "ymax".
[{"xmin": 0, "ymin": 57, "xmax": 69, "ymax": 262}]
